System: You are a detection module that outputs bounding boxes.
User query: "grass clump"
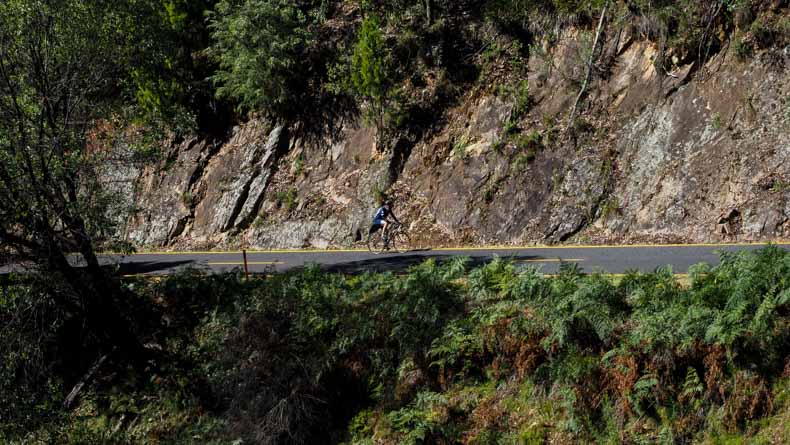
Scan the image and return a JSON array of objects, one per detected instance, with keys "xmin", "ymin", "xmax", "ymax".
[
  {"xmin": 452, "ymin": 134, "xmax": 471, "ymax": 159},
  {"xmin": 292, "ymin": 153, "xmax": 304, "ymax": 177},
  {"xmin": 507, "ymin": 130, "xmax": 543, "ymax": 172},
  {"xmin": 712, "ymin": 112, "xmax": 724, "ymax": 129}
]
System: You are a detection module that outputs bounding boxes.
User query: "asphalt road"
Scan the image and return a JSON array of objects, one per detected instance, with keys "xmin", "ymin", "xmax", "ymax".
[{"xmin": 85, "ymin": 242, "xmax": 790, "ymax": 276}]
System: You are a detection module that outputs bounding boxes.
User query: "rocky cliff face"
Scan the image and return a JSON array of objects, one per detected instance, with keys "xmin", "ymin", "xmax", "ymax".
[{"xmin": 123, "ymin": 32, "xmax": 790, "ymax": 249}]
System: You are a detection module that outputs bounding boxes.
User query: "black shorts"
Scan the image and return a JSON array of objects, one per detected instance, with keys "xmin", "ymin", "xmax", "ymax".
[{"xmin": 369, "ymin": 222, "xmax": 384, "ymax": 234}]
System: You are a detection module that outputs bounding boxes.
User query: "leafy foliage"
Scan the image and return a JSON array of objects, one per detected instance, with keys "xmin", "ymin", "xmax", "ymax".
[
  {"xmin": 0, "ymin": 0, "xmax": 184, "ymax": 379},
  {"xmin": 0, "ymin": 282, "xmax": 66, "ymax": 436},
  {"xmin": 208, "ymin": 0, "xmax": 315, "ymax": 118}
]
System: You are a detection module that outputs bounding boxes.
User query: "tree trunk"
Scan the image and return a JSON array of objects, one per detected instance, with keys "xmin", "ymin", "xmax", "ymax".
[
  {"xmin": 425, "ymin": 0, "xmax": 432, "ymax": 25},
  {"xmin": 47, "ymin": 246, "xmax": 149, "ymax": 369}
]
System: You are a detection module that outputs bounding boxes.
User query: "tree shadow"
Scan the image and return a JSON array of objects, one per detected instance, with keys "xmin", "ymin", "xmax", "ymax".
[
  {"xmin": 317, "ymin": 253, "xmax": 567, "ymax": 274},
  {"xmin": 296, "ymin": 93, "xmax": 361, "ymax": 145},
  {"xmin": 114, "ymin": 260, "xmax": 199, "ymax": 276},
  {"xmin": 2, "ymin": 259, "xmax": 201, "ymax": 277}
]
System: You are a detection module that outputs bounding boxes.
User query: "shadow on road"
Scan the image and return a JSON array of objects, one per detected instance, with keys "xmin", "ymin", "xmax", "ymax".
[
  {"xmin": 3, "ymin": 259, "xmax": 200, "ymax": 278},
  {"xmin": 115, "ymin": 260, "xmax": 198, "ymax": 276},
  {"xmin": 319, "ymin": 253, "xmax": 555, "ymax": 274}
]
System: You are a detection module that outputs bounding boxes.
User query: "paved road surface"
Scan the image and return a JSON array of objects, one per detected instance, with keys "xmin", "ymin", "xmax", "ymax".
[
  {"xmin": 88, "ymin": 242, "xmax": 789, "ymax": 276},
  {"xmin": 2, "ymin": 243, "xmax": 786, "ymax": 276}
]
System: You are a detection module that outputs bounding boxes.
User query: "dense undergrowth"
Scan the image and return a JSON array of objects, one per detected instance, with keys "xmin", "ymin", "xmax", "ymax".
[{"xmin": 2, "ymin": 246, "xmax": 789, "ymax": 444}]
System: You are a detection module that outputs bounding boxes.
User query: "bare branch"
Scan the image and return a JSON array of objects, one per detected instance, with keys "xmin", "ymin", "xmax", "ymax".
[{"xmin": 567, "ymin": 1, "xmax": 608, "ymax": 129}]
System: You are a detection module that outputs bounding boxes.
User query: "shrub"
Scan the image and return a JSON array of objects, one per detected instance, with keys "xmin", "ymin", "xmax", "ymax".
[
  {"xmin": 275, "ymin": 187, "xmax": 298, "ymax": 211},
  {"xmin": 572, "ymin": 116, "xmax": 593, "ymax": 134},
  {"xmin": 501, "ymin": 128, "xmax": 542, "ymax": 171},
  {"xmin": 503, "ymin": 119, "xmax": 519, "ymax": 135},
  {"xmin": 772, "ymin": 179, "xmax": 789, "ymax": 193},
  {"xmin": 181, "ymin": 190, "xmax": 194, "ymax": 207},
  {"xmin": 292, "ymin": 154, "xmax": 304, "ymax": 177},
  {"xmin": 499, "ymin": 79, "xmax": 531, "ymax": 122},
  {"xmin": 452, "ymin": 135, "xmax": 470, "ymax": 159},
  {"xmin": 734, "ymin": 33, "xmax": 753, "ymax": 59},
  {"xmin": 0, "ymin": 282, "xmax": 66, "ymax": 436},
  {"xmin": 512, "ymin": 79, "xmax": 530, "ymax": 120},
  {"xmin": 371, "ymin": 184, "xmax": 387, "ymax": 204},
  {"xmin": 750, "ymin": 18, "xmax": 773, "ymax": 49},
  {"xmin": 515, "ymin": 130, "xmax": 543, "ymax": 151},
  {"xmin": 599, "ymin": 196, "xmax": 620, "ymax": 221},
  {"xmin": 513, "ymin": 152, "xmax": 534, "ymax": 171}
]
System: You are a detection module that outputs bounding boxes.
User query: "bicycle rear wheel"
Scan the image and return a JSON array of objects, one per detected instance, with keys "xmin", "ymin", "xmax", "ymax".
[{"xmin": 367, "ymin": 230, "xmax": 387, "ymax": 254}]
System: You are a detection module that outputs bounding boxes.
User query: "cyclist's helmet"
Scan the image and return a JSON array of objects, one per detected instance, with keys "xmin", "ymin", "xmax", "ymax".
[{"xmin": 385, "ymin": 199, "xmax": 393, "ymax": 206}]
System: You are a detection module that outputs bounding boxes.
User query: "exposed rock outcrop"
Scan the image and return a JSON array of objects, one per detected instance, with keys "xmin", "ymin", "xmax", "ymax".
[{"xmin": 122, "ymin": 33, "xmax": 790, "ymax": 249}]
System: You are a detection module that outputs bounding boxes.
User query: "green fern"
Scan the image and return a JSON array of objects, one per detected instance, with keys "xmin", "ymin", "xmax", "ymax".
[
  {"xmin": 428, "ymin": 319, "xmax": 483, "ymax": 378},
  {"xmin": 681, "ymin": 367, "xmax": 704, "ymax": 412},
  {"xmin": 387, "ymin": 392, "xmax": 449, "ymax": 444},
  {"xmin": 630, "ymin": 374, "xmax": 659, "ymax": 417},
  {"xmin": 467, "ymin": 256, "xmax": 519, "ymax": 302}
]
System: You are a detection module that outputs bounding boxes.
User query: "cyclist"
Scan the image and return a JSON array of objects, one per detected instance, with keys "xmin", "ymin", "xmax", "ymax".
[{"xmin": 369, "ymin": 199, "xmax": 401, "ymax": 246}]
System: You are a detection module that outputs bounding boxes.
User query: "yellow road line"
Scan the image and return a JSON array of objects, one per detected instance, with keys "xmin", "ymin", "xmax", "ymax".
[
  {"xmin": 543, "ymin": 273, "xmax": 691, "ymax": 278},
  {"xmin": 594, "ymin": 273, "xmax": 690, "ymax": 278},
  {"xmin": 120, "ymin": 274, "xmax": 166, "ymax": 279},
  {"xmin": 119, "ymin": 249, "xmax": 365, "ymax": 255},
  {"xmin": 432, "ymin": 241, "xmax": 790, "ymax": 251},
  {"xmin": 110, "ymin": 240, "xmax": 789, "ymax": 256},
  {"xmin": 207, "ymin": 261, "xmax": 284, "ymax": 266},
  {"xmin": 513, "ymin": 258, "xmax": 584, "ymax": 263}
]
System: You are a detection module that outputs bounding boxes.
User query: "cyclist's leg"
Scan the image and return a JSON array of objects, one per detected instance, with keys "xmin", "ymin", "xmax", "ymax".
[
  {"xmin": 382, "ymin": 221, "xmax": 389, "ymax": 244},
  {"xmin": 368, "ymin": 223, "xmax": 383, "ymax": 248}
]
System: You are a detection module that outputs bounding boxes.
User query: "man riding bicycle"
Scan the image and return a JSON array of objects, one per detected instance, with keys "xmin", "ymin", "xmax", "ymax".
[{"xmin": 369, "ymin": 199, "xmax": 401, "ymax": 246}]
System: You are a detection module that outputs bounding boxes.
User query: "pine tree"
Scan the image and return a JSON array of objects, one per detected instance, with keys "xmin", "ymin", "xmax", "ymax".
[
  {"xmin": 351, "ymin": 14, "xmax": 388, "ymax": 131},
  {"xmin": 208, "ymin": 0, "xmax": 313, "ymax": 118}
]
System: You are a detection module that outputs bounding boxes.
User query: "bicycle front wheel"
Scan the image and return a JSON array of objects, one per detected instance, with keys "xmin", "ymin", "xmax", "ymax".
[{"xmin": 391, "ymin": 230, "xmax": 411, "ymax": 253}]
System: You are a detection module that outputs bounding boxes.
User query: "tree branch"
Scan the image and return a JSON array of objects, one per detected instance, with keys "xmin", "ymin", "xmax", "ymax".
[
  {"xmin": 567, "ymin": 1, "xmax": 608, "ymax": 129},
  {"xmin": 63, "ymin": 352, "xmax": 111, "ymax": 409}
]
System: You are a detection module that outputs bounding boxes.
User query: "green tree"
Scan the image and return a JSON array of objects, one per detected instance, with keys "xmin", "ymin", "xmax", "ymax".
[
  {"xmin": 208, "ymin": 0, "xmax": 314, "ymax": 119},
  {"xmin": 129, "ymin": 0, "xmax": 221, "ymax": 132},
  {"xmin": 0, "ymin": 0, "xmax": 154, "ymax": 364},
  {"xmin": 351, "ymin": 14, "xmax": 388, "ymax": 130}
]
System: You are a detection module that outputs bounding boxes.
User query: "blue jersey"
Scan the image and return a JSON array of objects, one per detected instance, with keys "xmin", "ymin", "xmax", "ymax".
[{"xmin": 373, "ymin": 206, "xmax": 390, "ymax": 223}]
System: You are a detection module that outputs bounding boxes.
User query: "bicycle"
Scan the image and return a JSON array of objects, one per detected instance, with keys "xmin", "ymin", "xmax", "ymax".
[{"xmin": 367, "ymin": 222, "xmax": 411, "ymax": 254}]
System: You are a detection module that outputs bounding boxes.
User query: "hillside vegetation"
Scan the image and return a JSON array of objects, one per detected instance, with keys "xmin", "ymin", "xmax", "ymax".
[
  {"xmin": 135, "ymin": 0, "xmax": 790, "ymax": 138},
  {"xmin": 2, "ymin": 246, "xmax": 789, "ymax": 443},
  {"xmin": 1, "ymin": 1, "xmax": 789, "ymax": 444}
]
